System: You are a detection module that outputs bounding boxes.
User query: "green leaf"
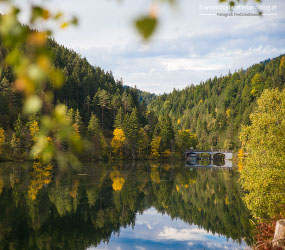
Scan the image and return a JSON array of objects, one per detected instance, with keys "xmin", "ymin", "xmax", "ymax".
[
  {"xmin": 134, "ymin": 16, "xmax": 158, "ymax": 40},
  {"xmin": 71, "ymin": 16, "xmax": 78, "ymax": 26},
  {"xmin": 31, "ymin": 6, "xmax": 44, "ymax": 23}
]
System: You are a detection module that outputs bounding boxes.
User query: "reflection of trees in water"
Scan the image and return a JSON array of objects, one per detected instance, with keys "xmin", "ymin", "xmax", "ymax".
[
  {"xmin": 0, "ymin": 161, "xmax": 253, "ymax": 249},
  {"xmin": 28, "ymin": 162, "xmax": 53, "ymax": 200},
  {"xmin": 213, "ymin": 158, "xmax": 225, "ymax": 166},
  {"xmin": 158, "ymin": 167, "xmax": 252, "ymax": 245},
  {"xmin": 186, "ymin": 158, "xmax": 225, "ymax": 166}
]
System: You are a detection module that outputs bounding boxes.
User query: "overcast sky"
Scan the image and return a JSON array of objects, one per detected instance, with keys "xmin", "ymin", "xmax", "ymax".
[{"xmin": 4, "ymin": 0, "xmax": 285, "ymax": 94}]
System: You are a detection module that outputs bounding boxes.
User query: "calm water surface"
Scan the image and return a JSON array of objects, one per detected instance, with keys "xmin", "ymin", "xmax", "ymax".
[{"xmin": 0, "ymin": 161, "xmax": 252, "ymax": 249}]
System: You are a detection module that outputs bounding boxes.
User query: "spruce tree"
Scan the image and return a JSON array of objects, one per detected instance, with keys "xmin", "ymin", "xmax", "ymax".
[
  {"xmin": 114, "ymin": 107, "xmax": 124, "ymax": 129},
  {"xmin": 121, "ymin": 91, "xmax": 132, "ymax": 114},
  {"xmin": 111, "ymin": 94, "xmax": 121, "ymax": 120},
  {"xmin": 74, "ymin": 109, "xmax": 83, "ymax": 134},
  {"xmin": 158, "ymin": 114, "xmax": 174, "ymax": 152},
  {"xmin": 88, "ymin": 113, "xmax": 101, "ymax": 136},
  {"xmin": 124, "ymin": 108, "xmax": 140, "ymax": 158},
  {"xmin": 67, "ymin": 108, "xmax": 75, "ymax": 124},
  {"xmin": 97, "ymin": 89, "xmax": 109, "ymax": 129}
]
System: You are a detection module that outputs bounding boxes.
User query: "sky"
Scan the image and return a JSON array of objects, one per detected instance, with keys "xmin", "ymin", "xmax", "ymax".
[
  {"xmin": 90, "ymin": 207, "xmax": 247, "ymax": 249},
  {"xmin": 2, "ymin": 0, "xmax": 285, "ymax": 94}
]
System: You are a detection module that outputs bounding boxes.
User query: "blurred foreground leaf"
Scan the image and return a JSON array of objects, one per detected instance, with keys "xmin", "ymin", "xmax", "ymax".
[{"xmin": 134, "ymin": 16, "xmax": 158, "ymax": 40}]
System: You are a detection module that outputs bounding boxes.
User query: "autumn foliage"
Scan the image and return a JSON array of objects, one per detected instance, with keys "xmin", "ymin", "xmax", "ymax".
[
  {"xmin": 111, "ymin": 129, "xmax": 126, "ymax": 157},
  {"xmin": 0, "ymin": 128, "xmax": 5, "ymax": 154},
  {"xmin": 28, "ymin": 162, "xmax": 53, "ymax": 200},
  {"xmin": 239, "ymin": 89, "xmax": 285, "ymax": 218}
]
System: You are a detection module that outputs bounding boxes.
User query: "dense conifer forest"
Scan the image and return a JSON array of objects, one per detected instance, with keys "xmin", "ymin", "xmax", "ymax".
[
  {"xmin": 0, "ymin": 37, "xmax": 196, "ymax": 160},
  {"xmin": 149, "ymin": 55, "xmax": 285, "ymax": 150},
  {"xmin": 0, "ymin": 34, "xmax": 284, "ymax": 160}
]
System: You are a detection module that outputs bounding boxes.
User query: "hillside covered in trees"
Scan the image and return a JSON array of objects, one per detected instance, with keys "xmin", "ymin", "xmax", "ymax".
[
  {"xmin": 149, "ymin": 55, "xmax": 285, "ymax": 150},
  {"xmin": 0, "ymin": 30, "xmax": 284, "ymax": 160},
  {"xmin": 0, "ymin": 37, "xmax": 197, "ymax": 161}
]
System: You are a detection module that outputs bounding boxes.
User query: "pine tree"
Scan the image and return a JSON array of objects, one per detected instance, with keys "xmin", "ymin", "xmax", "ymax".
[
  {"xmin": 124, "ymin": 108, "xmax": 140, "ymax": 158},
  {"xmin": 121, "ymin": 91, "xmax": 132, "ymax": 114},
  {"xmin": 87, "ymin": 113, "xmax": 106, "ymax": 159},
  {"xmin": 74, "ymin": 109, "xmax": 83, "ymax": 133},
  {"xmin": 14, "ymin": 114, "xmax": 22, "ymax": 138},
  {"xmin": 10, "ymin": 132, "xmax": 20, "ymax": 154},
  {"xmin": 88, "ymin": 113, "xmax": 101, "ymax": 136},
  {"xmin": 137, "ymin": 128, "xmax": 148, "ymax": 157},
  {"xmin": 114, "ymin": 107, "xmax": 124, "ymax": 129},
  {"xmin": 67, "ymin": 108, "xmax": 75, "ymax": 124},
  {"xmin": 97, "ymin": 89, "xmax": 109, "ymax": 129},
  {"xmin": 157, "ymin": 114, "xmax": 174, "ymax": 152},
  {"xmin": 111, "ymin": 94, "xmax": 121, "ymax": 120},
  {"xmin": 85, "ymin": 95, "xmax": 91, "ymax": 115}
]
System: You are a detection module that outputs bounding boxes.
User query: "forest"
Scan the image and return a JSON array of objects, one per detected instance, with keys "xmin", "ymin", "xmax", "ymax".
[
  {"xmin": 149, "ymin": 55, "xmax": 285, "ymax": 150},
  {"xmin": 0, "ymin": 37, "xmax": 197, "ymax": 161},
  {"xmin": 0, "ymin": 2, "xmax": 284, "ymax": 248},
  {"xmin": 0, "ymin": 33, "xmax": 284, "ymax": 160}
]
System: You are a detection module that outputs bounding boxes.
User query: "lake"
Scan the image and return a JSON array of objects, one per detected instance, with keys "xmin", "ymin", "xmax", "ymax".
[{"xmin": 0, "ymin": 161, "xmax": 252, "ymax": 249}]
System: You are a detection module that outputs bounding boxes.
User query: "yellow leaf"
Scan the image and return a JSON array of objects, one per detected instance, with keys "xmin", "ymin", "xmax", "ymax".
[{"xmin": 60, "ymin": 22, "xmax": 69, "ymax": 29}]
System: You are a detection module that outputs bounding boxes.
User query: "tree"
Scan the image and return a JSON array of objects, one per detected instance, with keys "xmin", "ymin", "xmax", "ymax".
[
  {"xmin": 87, "ymin": 113, "xmax": 106, "ymax": 158},
  {"xmin": 156, "ymin": 114, "xmax": 174, "ymax": 152},
  {"xmin": 29, "ymin": 121, "xmax": 39, "ymax": 144},
  {"xmin": 279, "ymin": 56, "xmax": 285, "ymax": 84},
  {"xmin": 111, "ymin": 128, "xmax": 126, "ymax": 158},
  {"xmin": 163, "ymin": 101, "xmax": 171, "ymax": 113},
  {"xmin": 0, "ymin": 128, "xmax": 5, "ymax": 154},
  {"xmin": 14, "ymin": 114, "xmax": 22, "ymax": 138},
  {"xmin": 151, "ymin": 136, "xmax": 161, "ymax": 159},
  {"xmin": 0, "ymin": 2, "xmax": 82, "ymax": 167},
  {"xmin": 74, "ymin": 109, "xmax": 83, "ymax": 134},
  {"xmin": 239, "ymin": 89, "xmax": 285, "ymax": 218},
  {"xmin": 67, "ymin": 108, "xmax": 75, "ymax": 124},
  {"xmin": 87, "ymin": 113, "xmax": 101, "ymax": 136},
  {"xmin": 251, "ymin": 73, "xmax": 263, "ymax": 96},
  {"xmin": 11, "ymin": 133, "xmax": 20, "ymax": 155},
  {"xmin": 114, "ymin": 107, "xmax": 124, "ymax": 129},
  {"xmin": 97, "ymin": 89, "xmax": 109, "ymax": 129},
  {"xmin": 0, "ymin": 77, "xmax": 10, "ymax": 94},
  {"xmin": 124, "ymin": 108, "xmax": 140, "ymax": 158},
  {"xmin": 121, "ymin": 91, "xmax": 132, "ymax": 114},
  {"xmin": 84, "ymin": 95, "xmax": 91, "ymax": 115},
  {"xmin": 111, "ymin": 95, "xmax": 121, "ymax": 120},
  {"xmin": 137, "ymin": 128, "xmax": 148, "ymax": 157},
  {"xmin": 13, "ymin": 114, "xmax": 23, "ymax": 153},
  {"xmin": 176, "ymin": 130, "xmax": 198, "ymax": 156}
]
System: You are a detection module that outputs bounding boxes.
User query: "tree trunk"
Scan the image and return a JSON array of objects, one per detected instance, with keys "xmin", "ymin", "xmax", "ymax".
[{"xmin": 273, "ymin": 219, "xmax": 285, "ymax": 248}]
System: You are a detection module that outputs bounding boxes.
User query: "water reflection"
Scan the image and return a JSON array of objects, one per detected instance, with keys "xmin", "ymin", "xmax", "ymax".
[
  {"xmin": 95, "ymin": 208, "xmax": 247, "ymax": 250},
  {"xmin": 186, "ymin": 158, "xmax": 233, "ymax": 167},
  {"xmin": 0, "ymin": 161, "xmax": 252, "ymax": 249}
]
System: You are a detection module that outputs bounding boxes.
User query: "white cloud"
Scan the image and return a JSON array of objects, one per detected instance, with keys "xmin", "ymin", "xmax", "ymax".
[
  {"xmin": 157, "ymin": 226, "xmax": 209, "ymax": 241},
  {"xmin": 135, "ymin": 246, "xmax": 146, "ymax": 250},
  {"xmin": 1, "ymin": 0, "xmax": 284, "ymax": 94},
  {"xmin": 161, "ymin": 58, "xmax": 225, "ymax": 71}
]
